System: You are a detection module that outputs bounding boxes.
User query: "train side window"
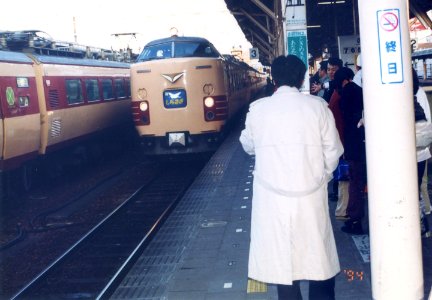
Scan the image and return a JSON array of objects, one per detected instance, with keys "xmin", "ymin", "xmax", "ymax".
[
  {"xmin": 85, "ymin": 79, "xmax": 100, "ymax": 102},
  {"xmin": 125, "ymin": 79, "xmax": 130, "ymax": 98},
  {"xmin": 114, "ymin": 78, "xmax": 126, "ymax": 99},
  {"xmin": 101, "ymin": 79, "xmax": 114, "ymax": 100},
  {"xmin": 65, "ymin": 79, "xmax": 83, "ymax": 105}
]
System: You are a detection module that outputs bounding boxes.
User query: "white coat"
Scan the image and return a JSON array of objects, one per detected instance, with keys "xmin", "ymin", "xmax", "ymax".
[{"xmin": 240, "ymin": 86, "xmax": 344, "ymax": 285}]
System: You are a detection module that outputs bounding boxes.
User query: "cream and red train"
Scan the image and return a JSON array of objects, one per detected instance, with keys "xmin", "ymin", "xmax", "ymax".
[
  {"xmin": 0, "ymin": 50, "xmax": 131, "ymax": 191},
  {"xmin": 131, "ymin": 35, "xmax": 265, "ymax": 154}
]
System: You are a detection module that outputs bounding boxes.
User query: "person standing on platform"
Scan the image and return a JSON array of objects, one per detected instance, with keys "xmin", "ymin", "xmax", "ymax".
[
  {"xmin": 311, "ymin": 57, "xmax": 343, "ymax": 103},
  {"xmin": 240, "ymin": 55, "xmax": 343, "ymax": 300},
  {"xmin": 413, "ymin": 69, "xmax": 431, "ymax": 238},
  {"xmin": 416, "ymin": 81, "xmax": 432, "ymax": 216},
  {"xmin": 310, "ymin": 60, "xmax": 329, "ymax": 98},
  {"xmin": 328, "ymin": 67, "xmax": 354, "ymax": 220},
  {"xmin": 324, "ymin": 58, "xmax": 346, "ymax": 204},
  {"xmin": 334, "ymin": 67, "xmax": 367, "ymax": 235}
]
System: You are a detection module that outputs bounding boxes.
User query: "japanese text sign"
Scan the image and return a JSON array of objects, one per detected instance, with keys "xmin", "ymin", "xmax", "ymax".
[{"xmin": 377, "ymin": 9, "xmax": 404, "ymax": 84}]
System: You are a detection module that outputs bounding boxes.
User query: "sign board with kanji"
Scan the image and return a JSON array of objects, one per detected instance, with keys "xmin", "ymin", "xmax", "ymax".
[
  {"xmin": 377, "ymin": 8, "xmax": 404, "ymax": 84},
  {"xmin": 287, "ymin": 30, "xmax": 308, "ymax": 68}
]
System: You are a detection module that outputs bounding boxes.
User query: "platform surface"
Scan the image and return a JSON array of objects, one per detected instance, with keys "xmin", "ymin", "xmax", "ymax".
[{"xmin": 110, "ymin": 126, "xmax": 432, "ymax": 300}]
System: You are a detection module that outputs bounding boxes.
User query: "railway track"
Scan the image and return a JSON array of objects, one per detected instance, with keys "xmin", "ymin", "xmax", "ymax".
[{"xmin": 11, "ymin": 159, "xmax": 207, "ymax": 300}]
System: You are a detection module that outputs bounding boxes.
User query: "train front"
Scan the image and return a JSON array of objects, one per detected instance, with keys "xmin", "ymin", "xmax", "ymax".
[{"xmin": 131, "ymin": 36, "xmax": 228, "ymax": 154}]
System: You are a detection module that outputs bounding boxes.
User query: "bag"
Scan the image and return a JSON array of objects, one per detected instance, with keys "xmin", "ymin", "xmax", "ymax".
[
  {"xmin": 335, "ymin": 159, "xmax": 350, "ymax": 181},
  {"xmin": 416, "ymin": 121, "xmax": 432, "ymax": 148}
]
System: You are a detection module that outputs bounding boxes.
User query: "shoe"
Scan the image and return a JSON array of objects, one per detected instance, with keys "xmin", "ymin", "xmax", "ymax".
[
  {"xmin": 341, "ymin": 220, "xmax": 364, "ymax": 235},
  {"xmin": 336, "ymin": 215, "xmax": 350, "ymax": 221}
]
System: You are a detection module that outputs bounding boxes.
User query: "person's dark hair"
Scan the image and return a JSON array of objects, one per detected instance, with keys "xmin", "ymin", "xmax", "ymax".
[
  {"xmin": 327, "ymin": 57, "xmax": 343, "ymax": 68},
  {"xmin": 412, "ymin": 68, "xmax": 419, "ymax": 95},
  {"xmin": 271, "ymin": 55, "xmax": 306, "ymax": 89},
  {"xmin": 319, "ymin": 61, "xmax": 328, "ymax": 72},
  {"xmin": 333, "ymin": 67, "xmax": 355, "ymax": 90}
]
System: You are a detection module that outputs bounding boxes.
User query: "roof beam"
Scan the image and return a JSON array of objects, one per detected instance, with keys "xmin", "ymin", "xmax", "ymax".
[
  {"xmin": 409, "ymin": 1, "xmax": 432, "ymax": 29},
  {"xmin": 250, "ymin": 0, "xmax": 278, "ymax": 22},
  {"xmin": 238, "ymin": 7, "xmax": 276, "ymax": 40},
  {"xmin": 247, "ymin": 29, "xmax": 273, "ymax": 49},
  {"xmin": 253, "ymin": 40, "xmax": 275, "ymax": 61}
]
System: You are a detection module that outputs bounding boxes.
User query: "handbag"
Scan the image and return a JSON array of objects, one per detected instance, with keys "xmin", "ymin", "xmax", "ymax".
[{"xmin": 335, "ymin": 159, "xmax": 350, "ymax": 181}]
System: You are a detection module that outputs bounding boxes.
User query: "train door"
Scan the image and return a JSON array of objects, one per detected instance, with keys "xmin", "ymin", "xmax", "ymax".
[{"xmin": 0, "ymin": 66, "xmax": 41, "ymax": 171}]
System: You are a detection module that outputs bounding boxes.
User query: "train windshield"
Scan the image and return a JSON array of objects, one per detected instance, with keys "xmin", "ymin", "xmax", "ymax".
[{"xmin": 137, "ymin": 41, "xmax": 220, "ymax": 62}]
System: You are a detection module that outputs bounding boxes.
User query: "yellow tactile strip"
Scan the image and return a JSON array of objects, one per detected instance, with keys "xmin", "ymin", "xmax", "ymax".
[{"xmin": 247, "ymin": 278, "xmax": 268, "ymax": 293}]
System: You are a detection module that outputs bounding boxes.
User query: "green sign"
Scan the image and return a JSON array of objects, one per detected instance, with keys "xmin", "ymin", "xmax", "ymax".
[
  {"xmin": 5, "ymin": 87, "xmax": 15, "ymax": 106},
  {"xmin": 287, "ymin": 31, "xmax": 308, "ymax": 67}
]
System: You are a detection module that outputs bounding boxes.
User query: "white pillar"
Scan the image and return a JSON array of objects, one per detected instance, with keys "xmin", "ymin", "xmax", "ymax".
[{"xmin": 358, "ymin": 1, "xmax": 424, "ymax": 299}]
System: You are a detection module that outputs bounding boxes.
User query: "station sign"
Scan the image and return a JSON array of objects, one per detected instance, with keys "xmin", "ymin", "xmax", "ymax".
[
  {"xmin": 338, "ymin": 35, "xmax": 361, "ymax": 72},
  {"xmin": 377, "ymin": 8, "xmax": 404, "ymax": 84},
  {"xmin": 285, "ymin": 0, "xmax": 306, "ymax": 28},
  {"xmin": 284, "ymin": 0, "xmax": 308, "ymax": 91},
  {"xmin": 250, "ymin": 48, "xmax": 259, "ymax": 60},
  {"xmin": 287, "ymin": 30, "xmax": 308, "ymax": 68}
]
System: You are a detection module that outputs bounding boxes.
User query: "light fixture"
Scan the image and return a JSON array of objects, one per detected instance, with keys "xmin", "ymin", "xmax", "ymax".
[
  {"xmin": 307, "ymin": 25, "xmax": 321, "ymax": 28},
  {"xmin": 318, "ymin": 1, "xmax": 345, "ymax": 4}
]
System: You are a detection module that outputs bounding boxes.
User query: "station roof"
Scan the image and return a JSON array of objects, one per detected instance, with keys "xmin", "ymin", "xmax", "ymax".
[{"xmin": 225, "ymin": 0, "xmax": 432, "ymax": 66}]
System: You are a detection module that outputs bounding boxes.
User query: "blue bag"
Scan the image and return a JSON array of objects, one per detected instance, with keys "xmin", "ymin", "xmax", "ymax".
[{"xmin": 335, "ymin": 159, "xmax": 350, "ymax": 181}]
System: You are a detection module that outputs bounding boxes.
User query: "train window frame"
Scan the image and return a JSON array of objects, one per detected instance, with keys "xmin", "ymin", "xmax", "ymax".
[
  {"xmin": 114, "ymin": 78, "xmax": 126, "ymax": 99},
  {"xmin": 101, "ymin": 78, "xmax": 115, "ymax": 101},
  {"xmin": 16, "ymin": 77, "xmax": 29, "ymax": 88},
  {"xmin": 125, "ymin": 78, "xmax": 131, "ymax": 98},
  {"xmin": 174, "ymin": 41, "xmax": 219, "ymax": 58},
  {"xmin": 84, "ymin": 79, "xmax": 101, "ymax": 102},
  {"xmin": 65, "ymin": 79, "xmax": 84, "ymax": 105}
]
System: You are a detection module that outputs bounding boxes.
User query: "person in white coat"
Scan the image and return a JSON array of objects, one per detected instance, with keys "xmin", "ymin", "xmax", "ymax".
[{"xmin": 240, "ymin": 55, "xmax": 344, "ymax": 299}]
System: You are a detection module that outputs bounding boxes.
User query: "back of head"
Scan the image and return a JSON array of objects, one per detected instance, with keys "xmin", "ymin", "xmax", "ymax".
[
  {"xmin": 327, "ymin": 57, "xmax": 343, "ymax": 69},
  {"xmin": 271, "ymin": 55, "xmax": 306, "ymax": 89},
  {"xmin": 319, "ymin": 61, "xmax": 328, "ymax": 72},
  {"xmin": 334, "ymin": 67, "xmax": 355, "ymax": 90}
]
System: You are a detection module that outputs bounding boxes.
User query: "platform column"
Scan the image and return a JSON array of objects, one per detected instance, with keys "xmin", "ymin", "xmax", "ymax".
[{"xmin": 358, "ymin": 0, "xmax": 424, "ymax": 299}]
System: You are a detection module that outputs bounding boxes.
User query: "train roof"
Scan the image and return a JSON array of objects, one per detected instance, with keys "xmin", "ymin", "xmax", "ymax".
[
  {"xmin": 0, "ymin": 49, "xmax": 129, "ymax": 68},
  {"xmin": 144, "ymin": 36, "xmax": 213, "ymax": 47},
  {"xmin": 0, "ymin": 50, "xmax": 34, "ymax": 63},
  {"xmin": 31, "ymin": 54, "xmax": 130, "ymax": 68},
  {"xmin": 0, "ymin": 30, "xmax": 136, "ymax": 63}
]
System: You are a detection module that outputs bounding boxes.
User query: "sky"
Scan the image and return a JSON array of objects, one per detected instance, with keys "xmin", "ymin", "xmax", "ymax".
[{"xmin": 1, "ymin": 0, "xmax": 252, "ymax": 55}]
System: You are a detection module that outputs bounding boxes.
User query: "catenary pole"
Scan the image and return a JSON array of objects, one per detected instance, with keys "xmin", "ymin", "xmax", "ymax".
[{"xmin": 358, "ymin": 0, "xmax": 424, "ymax": 299}]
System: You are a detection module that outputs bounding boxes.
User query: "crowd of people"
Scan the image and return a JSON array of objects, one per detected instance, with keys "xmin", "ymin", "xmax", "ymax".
[
  {"xmin": 240, "ymin": 54, "xmax": 431, "ymax": 299},
  {"xmin": 308, "ymin": 55, "xmax": 432, "ymax": 237}
]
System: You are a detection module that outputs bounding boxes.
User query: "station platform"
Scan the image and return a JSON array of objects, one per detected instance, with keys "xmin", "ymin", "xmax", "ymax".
[{"xmin": 110, "ymin": 125, "xmax": 432, "ymax": 300}]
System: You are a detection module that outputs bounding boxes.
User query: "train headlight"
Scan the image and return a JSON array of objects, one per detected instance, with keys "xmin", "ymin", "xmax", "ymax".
[
  {"xmin": 204, "ymin": 97, "xmax": 214, "ymax": 108},
  {"xmin": 137, "ymin": 88, "xmax": 147, "ymax": 100},
  {"xmin": 139, "ymin": 101, "xmax": 149, "ymax": 112}
]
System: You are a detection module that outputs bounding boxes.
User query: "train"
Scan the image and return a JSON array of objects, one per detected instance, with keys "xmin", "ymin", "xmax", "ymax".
[
  {"xmin": 130, "ymin": 35, "xmax": 266, "ymax": 155},
  {"xmin": 0, "ymin": 47, "xmax": 132, "ymax": 195}
]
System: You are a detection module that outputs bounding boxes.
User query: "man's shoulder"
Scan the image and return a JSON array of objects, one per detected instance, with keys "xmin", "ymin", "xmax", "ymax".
[
  {"xmin": 302, "ymin": 92, "xmax": 329, "ymax": 107},
  {"xmin": 248, "ymin": 96, "xmax": 269, "ymax": 110}
]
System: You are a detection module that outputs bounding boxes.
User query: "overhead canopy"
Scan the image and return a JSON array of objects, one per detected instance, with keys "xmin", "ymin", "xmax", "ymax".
[{"xmin": 225, "ymin": 0, "xmax": 432, "ymax": 66}]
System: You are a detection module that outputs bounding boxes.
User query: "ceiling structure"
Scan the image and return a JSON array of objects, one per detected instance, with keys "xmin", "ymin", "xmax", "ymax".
[{"xmin": 224, "ymin": 0, "xmax": 432, "ymax": 66}]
